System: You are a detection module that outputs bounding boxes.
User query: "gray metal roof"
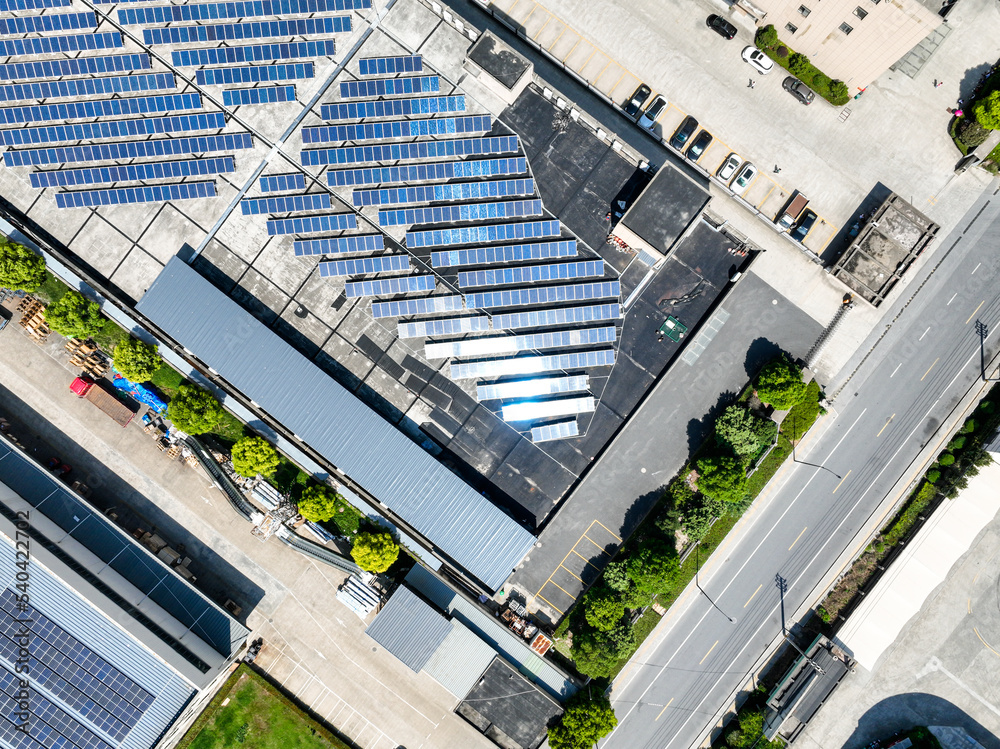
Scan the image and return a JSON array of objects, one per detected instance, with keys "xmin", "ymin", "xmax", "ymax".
[
  {"xmin": 136, "ymin": 257, "xmax": 536, "ymax": 591},
  {"xmin": 423, "ymin": 621, "xmax": 496, "ymax": 699},
  {"xmin": 365, "ymin": 586, "xmax": 453, "ymax": 672}
]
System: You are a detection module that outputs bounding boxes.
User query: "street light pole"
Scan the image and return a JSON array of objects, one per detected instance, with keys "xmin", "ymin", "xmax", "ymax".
[{"xmin": 774, "ymin": 574, "xmax": 826, "ymax": 675}]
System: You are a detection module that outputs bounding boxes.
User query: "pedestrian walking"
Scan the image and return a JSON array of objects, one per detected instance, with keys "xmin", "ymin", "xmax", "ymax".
[
  {"xmin": 773, "ymin": 165, "xmax": 781, "ymax": 174},
  {"xmin": 748, "ymin": 78, "xmax": 755, "ymax": 89},
  {"xmin": 934, "ymin": 79, "xmax": 943, "ymax": 88}
]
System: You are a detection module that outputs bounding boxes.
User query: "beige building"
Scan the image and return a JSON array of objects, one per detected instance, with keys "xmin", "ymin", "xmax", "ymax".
[{"xmin": 739, "ymin": 0, "xmax": 942, "ymax": 91}]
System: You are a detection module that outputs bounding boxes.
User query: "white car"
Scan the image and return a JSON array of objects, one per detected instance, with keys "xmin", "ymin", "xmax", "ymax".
[
  {"xmin": 731, "ymin": 163, "xmax": 758, "ymax": 195},
  {"xmin": 638, "ymin": 95, "xmax": 667, "ymax": 130},
  {"xmin": 741, "ymin": 46, "xmax": 774, "ymax": 75},
  {"xmin": 717, "ymin": 153, "xmax": 742, "ymax": 182}
]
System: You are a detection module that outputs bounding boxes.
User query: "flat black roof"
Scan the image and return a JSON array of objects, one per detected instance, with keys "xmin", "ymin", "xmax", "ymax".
[
  {"xmin": 621, "ymin": 165, "xmax": 711, "ymax": 254},
  {"xmin": 468, "ymin": 31, "xmax": 531, "ymax": 90}
]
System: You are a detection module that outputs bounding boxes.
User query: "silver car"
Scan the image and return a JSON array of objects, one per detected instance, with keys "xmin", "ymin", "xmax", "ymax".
[
  {"xmin": 638, "ymin": 96, "xmax": 667, "ymax": 130},
  {"xmin": 717, "ymin": 153, "xmax": 742, "ymax": 182},
  {"xmin": 731, "ymin": 163, "xmax": 758, "ymax": 195}
]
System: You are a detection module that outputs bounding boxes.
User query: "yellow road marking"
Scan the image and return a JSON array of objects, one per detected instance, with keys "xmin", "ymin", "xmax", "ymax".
[
  {"xmin": 789, "ymin": 526, "xmax": 808, "ymax": 551},
  {"xmin": 594, "ymin": 519, "xmax": 623, "ymax": 540},
  {"xmin": 921, "ymin": 358, "xmax": 940, "ymax": 381},
  {"xmin": 968, "ymin": 597, "xmax": 972, "ymax": 614},
  {"xmin": 546, "ymin": 26, "xmax": 566, "ymax": 50},
  {"xmin": 877, "ymin": 414, "xmax": 895, "ymax": 437},
  {"xmin": 532, "ymin": 14, "xmax": 553, "ymax": 39},
  {"xmin": 547, "ymin": 579, "xmax": 575, "ymax": 598},
  {"xmin": 535, "ymin": 593, "xmax": 565, "ymax": 614},
  {"xmin": 581, "ymin": 534, "xmax": 609, "ymax": 551},
  {"xmin": 974, "ymin": 626, "xmax": 1000, "ymax": 658},
  {"xmin": 559, "ymin": 565, "xmax": 584, "ymax": 582},
  {"xmin": 833, "ymin": 470, "xmax": 851, "ymax": 494},
  {"xmin": 655, "ymin": 698, "xmax": 674, "ymax": 721},
  {"xmin": 700, "ymin": 640, "xmax": 718, "ymax": 665},
  {"xmin": 966, "ymin": 300, "xmax": 985, "ymax": 324},
  {"xmin": 744, "ymin": 584, "xmax": 762, "ymax": 608},
  {"xmin": 571, "ymin": 548, "xmax": 603, "ymax": 571}
]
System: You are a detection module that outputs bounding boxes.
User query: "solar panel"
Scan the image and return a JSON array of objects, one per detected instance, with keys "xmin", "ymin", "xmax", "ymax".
[
  {"xmin": 491, "ymin": 303, "xmax": 622, "ymax": 330},
  {"xmin": 173, "ymin": 39, "xmax": 335, "ymax": 66},
  {"xmin": 302, "ymin": 115, "xmax": 491, "ymax": 145},
  {"xmin": 0, "ymin": 93, "xmax": 201, "ymax": 126},
  {"xmin": 371, "ymin": 295, "xmax": 463, "ymax": 318},
  {"xmin": 531, "ymin": 420, "xmax": 580, "ymax": 442},
  {"xmin": 425, "ymin": 326, "xmax": 617, "ymax": 359},
  {"xmin": 318, "ymin": 255, "xmax": 411, "ymax": 277},
  {"xmin": 265, "ymin": 213, "xmax": 357, "ymax": 235},
  {"xmin": 329, "ymin": 157, "xmax": 527, "ymax": 188},
  {"xmin": 339, "ymin": 76, "xmax": 439, "ymax": 98},
  {"xmin": 380, "ymin": 199, "xmax": 542, "ymax": 228},
  {"xmin": 359, "ymin": 55, "xmax": 422, "ymax": 75},
  {"xmin": 344, "ymin": 275, "xmax": 435, "ymax": 297},
  {"xmin": 0, "ymin": 53, "xmax": 149, "ymax": 80},
  {"xmin": 431, "ymin": 239, "xmax": 575, "ymax": 267},
  {"xmin": 476, "ymin": 375, "xmax": 590, "ymax": 401},
  {"xmin": 0, "ymin": 11, "xmax": 95, "ymax": 35},
  {"xmin": 240, "ymin": 193, "xmax": 330, "ymax": 215},
  {"xmin": 407, "ymin": 219, "xmax": 560, "ymax": 249},
  {"xmin": 122, "ymin": 0, "xmax": 369, "ymax": 23},
  {"xmin": 197, "ymin": 62, "xmax": 313, "ymax": 85},
  {"xmin": 451, "ymin": 349, "xmax": 616, "ymax": 379},
  {"xmin": 144, "ymin": 17, "xmax": 350, "ymax": 45},
  {"xmin": 223, "ymin": 85, "xmax": 295, "ymax": 105},
  {"xmin": 259, "ymin": 172, "xmax": 306, "ymax": 192},
  {"xmin": 0, "ymin": 73, "xmax": 174, "ymax": 102},
  {"xmin": 502, "ymin": 396, "xmax": 596, "ymax": 422},
  {"xmin": 5, "ymin": 133, "xmax": 253, "ymax": 166},
  {"xmin": 303, "ymin": 135, "xmax": 518, "ymax": 167},
  {"xmin": 355, "ymin": 178, "xmax": 532, "ymax": 208},
  {"xmin": 31, "ymin": 157, "xmax": 235, "ymax": 188},
  {"xmin": 0, "ymin": 31, "xmax": 121, "ymax": 56},
  {"xmin": 398, "ymin": 315, "xmax": 489, "ymax": 338},
  {"xmin": 1, "ymin": 112, "xmax": 226, "ymax": 146},
  {"xmin": 55, "ymin": 181, "xmax": 216, "ymax": 208},
  {"xmin": 320, "ymin": 95, "xmax": 465, "ymax": 121},
  {"xmin": 0, "ymin": 0, "xmax": 72, "ymax": 9},
  {"xmin": 458, "ymin": 259, "xmax": 603, "ymax": 287},
  {"xmin": 293, "ymin": 234, "xmax": 383, "ymax": 256},
  {"xmin": 464, "ymin": 280, "xmax": 620, "ymax": 309}
]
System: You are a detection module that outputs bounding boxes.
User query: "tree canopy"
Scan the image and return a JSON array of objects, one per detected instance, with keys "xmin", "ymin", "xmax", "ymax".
[
  {"xmin": 715, "ymin": 405, "xmax": 777, "ymax": 461},
  {"xmin": 231, "ymin": 436, "xmax": 281, "ymax": 478},
  {"xmin": 112, "ymin": 336, "xmax": 160, "ymax": 382},
  {"xmin": 0, "ymin": 240, "xmax": 45, "ymax": 293},
  {"xmin": 167, "ymin": 384, "xmax": 226, "ymax": 435},
  {"xmin": 627, "ymin": 538, "xmax": 680, "ymax": 597},
  {"xmin": 583, "ymin": 584, "xmax": 626, "ymax": 631},
  {"xmin": 696, "ymin": 455, "xmax": 749, "ymax": 504},
  {"xmin": 351, "ymin": 531, "xmax": 399, "ymax": 573},
  {"xmin": 547, "ymin": 691, "xmax": 619, "ymax": 749},
  {"xmin": 755, "ymin": 354, "xmax": 807, "ymax": 410},
  {"xmin": 45, "ymin": 290, "xmax": 104, "ymax": 340},
  {"xmin": 974, "ymin": 90, "xmax": 1000, "ymax": 130}
]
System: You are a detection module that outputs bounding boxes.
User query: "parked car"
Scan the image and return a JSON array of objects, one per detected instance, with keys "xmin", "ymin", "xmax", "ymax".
[
  {"xmin": 706, "ymin": 14, "xmax": 737, "ymax": 39},
  {"xmin": 731, "ymin": 163, "xmax": 757, "ymax": 195},
  {"xmin": 623, "ymin": 84, "xmax": 652, "ymax": 118},
  {"xmin": 686, "ymin": 130, "xmax": 713, "ymax": 162},
  {"xmin": 782, "ymin": 76, "xmax": 815, "ymax": 105},
  {"xmin": 638, "ymin": 95, "xmax": 667, "ymax": 130},
  {"xmin": 717, "ymin": 153, "xmax": 742, "ymax": 182},
  {"xmin": 741, "ymin": 46, "xmax": 774, "ymax": 75},
  {"xmin": 669, "ymin": 115, "xmax": 699, "ymax": 150},
  {"xmin": 0, "ymin": 307, "xmax": 9, "ymax": 333},
  {"xmin": 790, "ymin": 209, "xmax": 818, "ymax": 241},
  {"xmin": 776, "ymin": 193, "xmax": 809, "ymax": 231}
]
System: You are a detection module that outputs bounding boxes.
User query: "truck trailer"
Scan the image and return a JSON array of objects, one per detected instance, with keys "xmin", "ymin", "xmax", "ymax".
[{"xmin": 70, "ymin": 376, "xmax": 136, "ymax": 427}]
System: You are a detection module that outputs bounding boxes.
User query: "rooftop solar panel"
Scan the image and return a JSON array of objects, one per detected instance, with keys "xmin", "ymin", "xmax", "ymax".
[
  {"xmin": 476, "ymin": 375, "xmax": 590, "ymax": 401},
  {"xmin": 531, "ymin": 420, "xmax": 580, "ymax": 442},
  {"xmin": 1, "ymin": 112, "xmax": 226, "ymax": 146},
  {"xmin": 302, "ymin": 114, "xmax": 491, "ymax": 145},
  {"xmin": 0, "ymin": 0, "xmax": 72, "ymax": 9},
  {"xmin": 451, "ymin": 349, "xmax": 616, "ymax": 379},
  {"xmin": 5, "ymin": 132, "xmax": 253, "ymax": 166},
  {"xmin": 359, "ymin": 55, "xmax": 422, "ymax": 75},
  {"xmin": 320, "ymin": 95, "xmax": 464, "ymax": 121},
  {"xmin": 354, "ymin": 177, "xmax": 532, "ymax": 208},
  {"xmin": 144, "ymin": 17, "xmax": 350, "ymax": 45},
  {"xmin": 380, "ymin": 199, "xmax": 543, "ymax": 227},
  {"xmin": 0, "ymin": 11, "xmax": 95, "ymax": 35},
  {"xmin": 398, "ymin": 315, "xmax": 489, "ymax": 338},
  {"xmin": 293, "ymin": 234, "xmax": 383, "ymax": 256},
  {"xmin": 303, "ymin": 135, "xmax": 518, "ymax": 167},
  {"xmin": 0, "ymin": 73, "xmax": 174, "ymax": 102},
  {"xmin": 0, "ymin": 53, "xmax": 149, "ymax": 80},
  {"xmin": 122, "ymin": 0, "xmax": 369, "ymax": 23},
  {"xmin": 339, "ymin": 75, "xmax": 439, "ymax": 98},
  {"xmin": 265, "ymin": 213, "xmax": 357, "ymax": 235},
  {"xmin": 0, "ymin": 93, "xmax": 202, "ymax": 125},
  {"xmin": 344, "ymin": 275, "xmax": 435, "ymax": 297},
  {"xmin": 197, "ymin": 62, "xmax": 313, "ymax": 85},
  {"xmin": 0, "ymin": 31, "xmax": 121, "ymax": 56},
  {"xmin": 407, "ymin": 219, "xmax": 560, "ymax": 249},
  {"xmin": 465, "ymin": 280, "xmax": 620, "ymax": 309},
  {"xmin": 370, "ymin": 295, "xmax": 463, "ymax": 318},
  {"xmin": 318, "ymin": 255, "xmax": 411, "ymax": 277},
  {"xmin": 329, "ymin": 157, "xmax": 527, "ymax": 188},
  {"xmin": 172, "ymin": 39, "xmax": 335, "ymax": 66},
  {"xmin": 31, "ymin": 156, "xmax": 236, "ymax": 188},
  {"xmin": 223, "ymin": 85, "xmax": 295, "ymax": 105},
  {"xmin": 502, "ymin": 396, "xmax": 596, "ymax": 422},
  {"xmin": 426, "ymin": 326, "xmax": 617, "ymax": 360},
  {"xmin": 240, "ymin": 193, "xmax": 330, "ymax": 215},
  {"xmin": 458, "ymin": 259, "xmax": 603, "ymax": 287},
  {"xmin": 55, "ymin": 181, "xmax": 216, "ymax": 208},
  {"xmin": 259, "ymin": 172, "xmax": 306, "ymax": 192},
  {"xmin": 431, "ymin": 239, "xmax": 576, "ymax": 267},
  {"xmin": 491, "ymin": 303, "xmax": 622, "ymax": 330}
]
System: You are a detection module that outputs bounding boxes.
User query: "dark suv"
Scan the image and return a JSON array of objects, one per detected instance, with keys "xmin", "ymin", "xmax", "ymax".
[
  {"xmin": 706, "ymin": 14, "xmax": 737, "ymax": 39},
  {"xmin": 623, "ymin": 84, "xmax": 652, "ymax": 118},
  {"xmin": 670, "ymin": 116, "xmax": 699, "ymax": 150},
  {"xmin": 791, "ymin": 209, "xmax": 818, "ymax": 242},
  {"xmin": 782, "ymin": 76, "xmax": 815, "ymax": 105}
]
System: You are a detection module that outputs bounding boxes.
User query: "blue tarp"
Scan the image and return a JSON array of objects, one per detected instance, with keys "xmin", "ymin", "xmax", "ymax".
[{"xmin": 112, "ymin": 370, "xmax": 168, "ymax": 413}]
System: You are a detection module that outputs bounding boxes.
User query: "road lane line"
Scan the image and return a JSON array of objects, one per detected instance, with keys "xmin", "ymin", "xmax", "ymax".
[
  {"xmin": 921, "ymin": 358, "xmax": 940, "ymax": 381},
  {"xmin": 832, "ymin": 470, "xmax": 851, "ymax": 494},
  {"xmin": 877, "ymin": 414, "xmax": 895, "ymax": 437},
  {"xmin": 548, "ymin": 579, "xmax": 575, "ymax": 598},
  {"xmin": 967, "ymin": 301, "xmax": 985, "ymax": 324},
  {"xmin": 948, "ymin": 292, "xmax": 957, "ymax": 305},
  {"xmin": 559, "ymin": 564, "xmax": 584, "ymax": 582},
  {"xmin": 594, "ymin": 518, "xmax": 623, "ymax": 540},
  {"xmin": 744, "ymin": 584, "xmax": 762, "ymax": 608},
  {"xmin": 535, "ymin": 593, "xmax": 565, "ymax": 613},
  {"xmin": 890, "ymin": 363, "xmax": 901, "ymax": 377},
  {"xmin": 699, "ymin": 641, "xmax": 718, "ymax": 665},
  {"xmin": 919, "ymin": 327, "xmax": 930, "ymax": 341},
  {"xmin": 973, "ymin": 262, "xmax": 982, "ymax": 275},
  {"xmin": 571, "ymin": 548, "xmax": 604, "ymax": 570},
  {"xmin": 655, "ymin": 697, "xmax": 674, "ymax": 721},
  {"xmin": 789, "ymin": 527, "xmax": 807, "ymax": 551}
]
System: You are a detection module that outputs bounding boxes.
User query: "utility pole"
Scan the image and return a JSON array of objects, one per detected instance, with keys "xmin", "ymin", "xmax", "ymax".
[{"xmin": 775, "ymin": 574, "xmax": 826, "ymax": 675}]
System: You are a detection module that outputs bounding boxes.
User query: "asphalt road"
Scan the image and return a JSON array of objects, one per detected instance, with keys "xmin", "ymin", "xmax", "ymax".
[{"xmin": 603, "ymin": 181, "xmax": 1000, "ymax": 749}]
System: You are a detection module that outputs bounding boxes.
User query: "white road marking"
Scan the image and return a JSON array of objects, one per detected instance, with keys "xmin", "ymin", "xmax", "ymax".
[
  {"xmin": 890, "ymin": 363, "xmax": 902, "ymax": 377},
  {"xmin": 919, "ymin": 327, "xmax": 930, "ymax": 341},
  {"xmin": 948, "ymin": 292, "xmax": 958, "ymax": 305},
  {"xmin": 973, "ymin": 262, "xmax": 982, "ymax": 275}
]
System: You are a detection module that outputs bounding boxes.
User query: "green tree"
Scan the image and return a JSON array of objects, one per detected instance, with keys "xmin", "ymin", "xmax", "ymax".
[
  {"xmin": 112, "ymin": 336, "xmax": 160, "ymax": 382},
  {"xmin": 351, "ymin": 531, "xmax": 399, "ymax": 573},
  {"xmin": 627, "ymin": 538, "xmax": 679, "ymax": 597},
  {"xmin": 548, "ymin": 691, "xmax": 618, "ymax": 749},
  {"xmin": 0, "ymin": 240, "xmax": 45, "ymax": 292},
  {"xmin": 45, "ymin": 290, "xmax": 103, "ymax": 339},
  {"xmin": 682, "ymin": 494, "xmax": 725, "ymax": 541},
  {"xmin": 230, "ymin": 436, "xmax": 281, "ymax": 478},
  {"xmin": 584, "ymin": 584, "xmax": 626, "ymax": 631},
  {"xmin": 755, "ymin": 354, "xmax": 807, "ymax": 410},
  {"xmin": 788, "ymin": 52, "xmax": 810, "ymax": 77},
  {"xmin": 754, "ymin": 24, "xmax": 778, "ymax": 48},
  {"xmin": 974, "ymin": 90, "xmax": 1000, "ymax": 130},
  {"xmin": 696, "ymin": 455, "xmax": 748, "ymax": 504},
  {"xmin": 167, "ymin": 383, "xmax": 226, "ymax": 435},
  {"xmin": 602, "ymin": 560, "xmax": 631, "ymax": 593},
  {"xmin": 296, "ymin": 484, "xmax": 340, "ymax": 521},
  {"xmin": 829, "ymin": 80, "xmax": 849, "ymax": 104},
  {"xmin": 570, "ymin": 623, "xmax": 634, "ymax": 679},
  {"xmin": 715, "ymin": 405, "xmax": 777, "ymax": 461}
]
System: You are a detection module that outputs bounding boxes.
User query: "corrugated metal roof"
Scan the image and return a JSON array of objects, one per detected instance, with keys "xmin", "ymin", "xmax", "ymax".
[
  {"xmin": 423, "ymin": 621, "xmax": 496, "ymax": 699},
  {"xmin": 136, "ymin": 257, "xmax": 535, "ymax": 591},
  {"xmin": 365, "ymin": 586, "xmax": 453, "ymax": 672}
]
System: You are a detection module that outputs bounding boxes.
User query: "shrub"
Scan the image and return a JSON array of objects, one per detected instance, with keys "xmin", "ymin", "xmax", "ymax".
[
  {"xmin": 782, "ymin": 381, "xmax": 822, "ymax": 441},
  {"xmin": 112, "ymin": 336, "xmax": 160, "ymax": 382},
  {"xmin": 0, "ymin": 239, "xmax": 45, "ymax": 292},
  {"xmin": 938, "ymin": 453, "xmax": 956, "ymax": 466},
  {"xmin": 776, "ymin": 45, "xmax": 788, "ymax": 58},
  {"xmin": 974, "ymin": 90, "xmax": 1000, "ymax": 130},
  {"xmin": 961, "ymin": 419, "xmax": 977, "ymax": 434},
  {"xmin": 547, "ymin": 691, "xmax": 618, "ymax": 749},
  {"xmin": 168, "ymin": 383, "xmax": 226, "ymax": 435},
  {"xmin": 627, "ymin": 538, "xmax": 680, "ymax": 597},
  {"xmin": 696, "ymin": 455, "xmax": 749, "ymax": 504},
  {"xmin": 756, "ymin": 354, "xmax": 807, "ymax": 410},
  {"xmin": 947, "ymin": 436, "xmax": 966, "ymax": 451},
  {"xmin": 958, "ymin": 117, "xmax": 991, "ymax": 148},
  {"xmin": 817, "ymin": 606, "xmax": 831, "ymax": 623},
  {"xmin": 351, "ymin": 531, "xmax": 399, "ymax": 573},
  {"xmin": 230, "ymin": 436, "xmax": 281, "ymax": 478},
  {"xmin": 829, "ymin": 80, "xmax": 850, "ymax": 104},
  {"xmin": 715, "ymin": 406, "xmax": 777, "ymax": 461},
  {"xmin": 45, "ymin": 290, "xmax": 103, "ymax": 339},
  {"xmin": 754, "ymin": 24, "xmax": 778, "ymax": 48},
  {"xmin": 811, "ymin": 72, "xmax": 831, "ymax": 95},
  {"xmin": 926, "ymin": 469, "xmax": 941, "ymax": 484},
  {"xmin": 584, "ymin": 584, "xmax": 627, "ymax": 631},
  {"xmin": 788, "ymin": 53, "xmax": 810, "ymax": 77}
]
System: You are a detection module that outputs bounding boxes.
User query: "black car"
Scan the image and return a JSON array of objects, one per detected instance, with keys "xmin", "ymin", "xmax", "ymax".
[
  {"xmin": 782, "ymin": 76, "xmax": 815, "ymax": 105},
  {"xmin": 669, "ymin": 116, "xmax": 699, "ymax": 150},
  {"xmin": 623, "ymin": 84, "xmax": 652, "ymax": 118},
  {"xmin": 706, "ymin": 14, "xmax": 737, "ymax": 39},
  {"xmin": 790, "ymin": 209, "xmax": 818, "ymax": 242},
  {"xmin": 686, "ymin": 130, "xmax": 713, "ymax": 162}
]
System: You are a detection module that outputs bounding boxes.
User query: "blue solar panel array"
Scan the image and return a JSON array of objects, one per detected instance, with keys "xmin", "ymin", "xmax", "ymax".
[
  {"xmin": 354, "ymin": 178, "xmax": 533, "ymax": 208},
  {"xmin": 5, "ymin": 133, "xmax": 253, "ymax": 166},
  {"xmin": 319, "ymin": 255, "xmax": 411, "ymax": 277},
  {"xmin": 0, "ymin": 53, "xmax": 149, "ymax": 80},
  {"xmin": 407, "ymin": 219, "xmax": 561, "ymax": 249},
  {"xmin": 144, "ymin": 17, "xmax": 350, "ymax": 45},
  {"xmin": 1, "ymin": 112, "xmax": 226, "ymax": 146},
  {"xmin": 302, "ymin": 115, "xmax": 490, "ymax": 145},
  {"xmin": 459, "ymin": 259, "xmax": 604, "ymax": 288},
  {"xmin": 224, "ymin": 85, "xmax": 295, "ymax": 105},
  {"xmin": 31, "ymin": 157, "xmax": 236, "ymax": 188},
  {"xmin": 121, "ymin": 0, "xmax": 369, "ymax": 23},
  {"xmin": 260, "ymin": 172, "xmax": 306, "ymax": 192},
  {"xmin": 294, "ymin": 235, "xmax": 384, "ymax": 256},
  {"xmin": 241, "ymin": 193, "xmax": 330, "ymax": 215},
  {"xmin": 371, "ymin": 296, "xmax": 464, "ymax": 318},
  {"xmin": 0, "ymin": 11, "xmax": 95, "ymax": 34},
  {"xmin": 492, "ymin": 303, "xmax": 622, "ymax": 331},
  {"xmin": 0, "ymin": 0, "xmax": 72, "ymax": 9},
  {"xmin": 359, "ymin": 55, "xmax": 422, "ymax": 76},
  {"xmin": 173, "ymin": 39, "xmax": 335, "ymax": 66},
  {"xmin": 532, "ymin": 421, "xmax": 580, "ymax": 442},
  {"xmin": 339, "ymin": 75, "xmax": 439, "ymax": 98},
  {"xmin": 56, "ymin": 181, "xmax": 217, "ymax": 208},
  {"xmin": 0, "ymin": 93, "xmax": 201, "ymax": 125},
  {"xmin": 379, "ymin": 199, "xmax": 542, "ymax": 227},
  {"xmin": 266, "ymin": 213, "xmax": 357, "ymax": 235},
  {"xmin": 398, "ymin": 315, "xmax": 490, "ymax": 338},
  {"xmin": 431, "ymin": 240, "xmax": 577, "ymax": 268},
  {"xmin": 345, "ymin": 275, "xmax": 434, "ymax": 298},
  {"xmin": 450, "ymin": 349, "xmax": 616, "ymax": 380},
  {"xmin": 0, "ymin": 73, "xmax": 174, "ymax": 103},
  {"xmin": 465, "ymin": 280, "xmax": 621, "ymax": 309},
  {"xmin": 320, "ymin": 95, "xmax": 465, "ymax": 121},
  {"xmin": 329, "ymin": 157, "xmax": 527, "ymax": 188},
  {"xmin": 0, "ymin": 31, "xmax": 121, "ymax": 56},
  {"xmin": 303, "ymin": 135, "xmax": 518, "ymax": 167},
  {"xmin": 197, "ymin": 62, "xmax": 313, "ymax": 85}
]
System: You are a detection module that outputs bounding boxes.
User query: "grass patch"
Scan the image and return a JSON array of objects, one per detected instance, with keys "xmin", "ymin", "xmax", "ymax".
[
  {"xmin": 33, "ymin": 271, "xmax": 70, "ymax": 305},
  {"xmin": 150, "ymin": 364, "xmax": 184, "ymax": 397},
  {"xmin": 177, "ymin": 665, "xmax": 350, "ymax": 749},
  {"xmin": 91, "ymin": 318, "xmax": 129, "ymax": 354},
  {"xmin": 212, "ymin": 409, "xmax": 247, "ymax": 447}
]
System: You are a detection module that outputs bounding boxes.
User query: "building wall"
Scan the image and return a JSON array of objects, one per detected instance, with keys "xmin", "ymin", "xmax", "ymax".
[{"xmin": 756, "ymin": 0, "xmax": 941, "ymax": 91}]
